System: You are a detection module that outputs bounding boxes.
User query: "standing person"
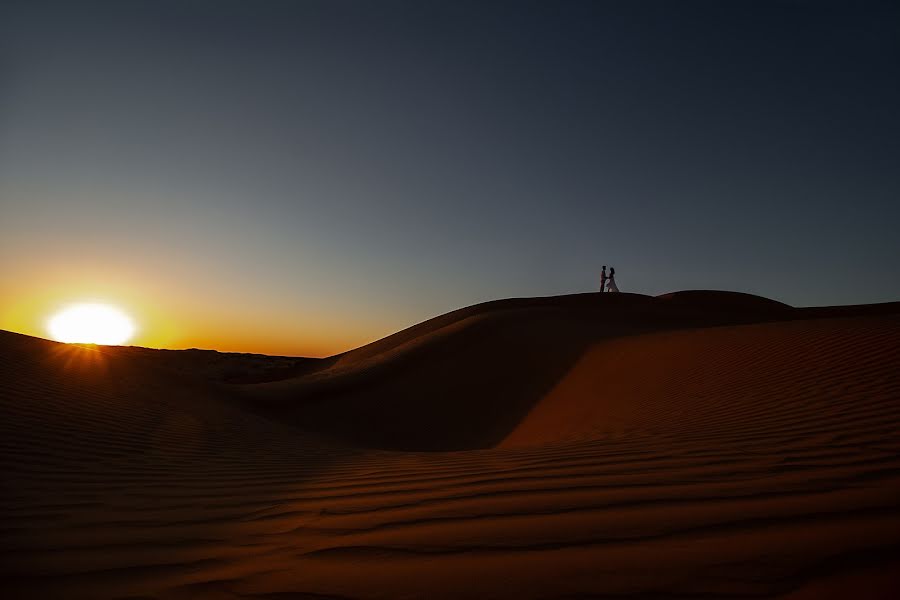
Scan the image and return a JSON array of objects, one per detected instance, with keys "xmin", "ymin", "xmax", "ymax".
[
  {"xmin": 600, "ymin": 265, "xmax": 607, "ymax": 292},
  {"xmin": 607, "ymin": 267, "xmax": 620, "ymax": 292}
]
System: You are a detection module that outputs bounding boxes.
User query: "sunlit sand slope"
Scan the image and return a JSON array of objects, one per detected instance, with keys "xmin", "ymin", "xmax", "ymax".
[
  {"xmin": 504, "ymin": 314, "xmax": 900, "ymax": 447},
  {"xmin": 1, "ymin": 292, "xmax": 899, "ymax": 599}
]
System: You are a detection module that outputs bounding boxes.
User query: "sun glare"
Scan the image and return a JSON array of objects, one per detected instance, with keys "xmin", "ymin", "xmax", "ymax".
[{"xmin": 47, "ymin": 303, "xmax": 136, "ymax": 345}]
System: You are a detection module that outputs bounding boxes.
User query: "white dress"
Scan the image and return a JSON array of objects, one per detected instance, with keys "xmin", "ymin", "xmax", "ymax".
[{"xmin": 607, "ymin": 275, "xmax": 619, "ymax": 293}]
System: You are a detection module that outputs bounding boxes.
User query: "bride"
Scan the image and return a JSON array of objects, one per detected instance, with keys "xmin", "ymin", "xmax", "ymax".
[{"xmin": 607, "ymin": 267, "xmax": 620, "ymax": 292}]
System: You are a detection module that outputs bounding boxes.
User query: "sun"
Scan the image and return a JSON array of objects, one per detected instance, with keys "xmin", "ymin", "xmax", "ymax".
[{"xmin": 47, "ymin": 303, "xmax": 136, "ymax": 345}]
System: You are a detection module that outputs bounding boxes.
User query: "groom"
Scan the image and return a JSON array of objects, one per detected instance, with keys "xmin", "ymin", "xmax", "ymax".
[{"xmin": 600, "ymin": 265, "xmax": 607, "ymax": 292}]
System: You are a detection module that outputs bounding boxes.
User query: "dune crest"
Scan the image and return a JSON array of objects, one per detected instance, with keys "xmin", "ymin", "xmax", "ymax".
[{"xmin": 239, "ymin": 291, "xmax": 799, "ymax": 450}]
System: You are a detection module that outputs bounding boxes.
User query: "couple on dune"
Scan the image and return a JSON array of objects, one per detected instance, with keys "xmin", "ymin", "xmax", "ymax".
[{"xmin": 599, "ymin": 265, "xmax": 619, "ymax": 293}]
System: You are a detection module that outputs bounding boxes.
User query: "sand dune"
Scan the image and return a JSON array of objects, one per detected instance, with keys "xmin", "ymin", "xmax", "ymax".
[
  {"xmin": 2, "ymin": 292, "xmax": 899, "ymax": 598},
  {"xmin": 243, "ymin": 291, "xmax": 797, "ymax": 450}
]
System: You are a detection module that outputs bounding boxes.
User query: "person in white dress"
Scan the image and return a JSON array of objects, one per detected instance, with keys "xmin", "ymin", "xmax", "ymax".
[{"xmin": 606, "ymin": 267, "xmax": 619, "ymax": 292}]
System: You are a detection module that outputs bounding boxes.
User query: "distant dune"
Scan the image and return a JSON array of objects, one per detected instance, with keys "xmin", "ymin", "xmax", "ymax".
[{"xmin": 2, "ymin": 291, "xmax": 899, "ymax": 598}]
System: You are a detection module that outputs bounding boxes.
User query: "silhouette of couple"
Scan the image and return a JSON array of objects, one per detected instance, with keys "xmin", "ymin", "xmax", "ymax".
[{"xmin": 599, "ymin": 266, "xmax": 619, "ymax": 293}]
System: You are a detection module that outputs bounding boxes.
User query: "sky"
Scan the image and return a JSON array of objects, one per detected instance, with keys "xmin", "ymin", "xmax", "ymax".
[{"xmin": 1, "ymin": 0, "xmax": 899, "ymax": 356}]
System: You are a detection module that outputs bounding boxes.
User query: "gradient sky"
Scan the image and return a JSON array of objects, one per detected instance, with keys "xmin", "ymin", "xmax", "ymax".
[{"xmin": 2, "ymin": 1, "xmax": 899, "ymax": 356}]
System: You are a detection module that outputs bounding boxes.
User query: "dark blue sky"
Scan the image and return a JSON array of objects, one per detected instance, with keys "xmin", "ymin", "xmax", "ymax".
[{"xmin": 2, "ymin": 1, "xmax": 899, "ymax": 353}]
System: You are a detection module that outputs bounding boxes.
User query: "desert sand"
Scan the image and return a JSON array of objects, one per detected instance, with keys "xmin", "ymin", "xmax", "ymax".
[{"xmin": 1, "ymin": 291, "xmax": 899, "ymax": 599}]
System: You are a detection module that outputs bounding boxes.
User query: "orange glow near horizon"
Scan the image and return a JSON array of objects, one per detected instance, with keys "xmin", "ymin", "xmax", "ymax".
[
  {"xmin": 4, "ymin": 291, "xmax": 368, "ymax": 357},
  {"xmin": 0, "ymin": 265, "xmax": 387, "ymax": 358}
]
